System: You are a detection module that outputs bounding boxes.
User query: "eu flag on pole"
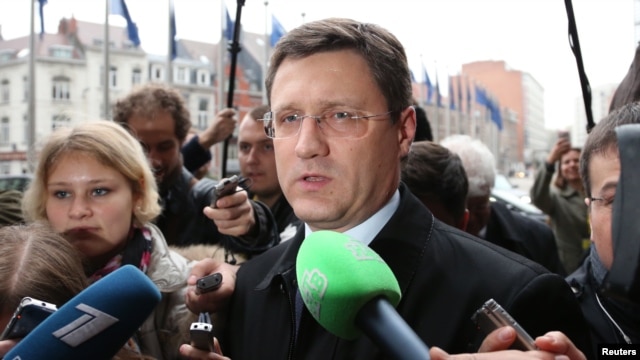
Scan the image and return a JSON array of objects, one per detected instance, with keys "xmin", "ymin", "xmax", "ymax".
[
  {"xmin": 435, "ymin": 73, "xmax": 443, "ymax": 108},
  {"xmin": 225, "ymin": 7, "xmax": 235, "ymax": 42},
  {"xmin": 37, "ymin": 0, "xmax": 47, "ymax": 39},
  {"xmin": 448, "ymin": 76, "xmax": 455, "ymax": 110},
  {"xmin": 457, "ymin": 76, "xmax": 463, "ymax": 112},
  {"xmin": 109, "ymin": 0, "xmax": 141, "ymax": 47},
  {"xmin": 423, "ymin": 65, "xmax": 433, "ymax": 105},
  {"xmin": 271, "ymin": 15, "xmax": 286, "ymax": 47},
  {"xmin": 489, "ymin": 98, "xmax": 503, "ymax": 131},
  {"xmin": 466, "ymin": 78, "xmax": 472, "ymax": 115},
  {"xmin": 474, "ymin": 85, "xmax": 488, "ymax": 107}
]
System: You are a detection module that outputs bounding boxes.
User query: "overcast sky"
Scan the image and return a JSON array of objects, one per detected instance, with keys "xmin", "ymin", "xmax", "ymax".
[{"xmin": 0, "ymin": 0, "xmax": 636, "ymax": 129}]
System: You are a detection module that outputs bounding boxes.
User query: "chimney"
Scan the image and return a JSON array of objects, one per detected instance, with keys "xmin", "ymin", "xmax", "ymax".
[
  {"xmin": 58, "ymin": 18, "xmax": 68, "ymax": 35},
  {"xmin": 69, "ymin": 16, "xmax": 78, "ymax": 35}
]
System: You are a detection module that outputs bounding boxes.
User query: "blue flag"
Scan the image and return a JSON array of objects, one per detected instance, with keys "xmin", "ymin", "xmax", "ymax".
[
  {"xmin": 448, "ymin": 76, "xmax": 455, "ymax": 110},
  {"xmin": 474, "ymin": 85, "xmax": 488, "ymax": 107},
  {"xmin": 38, "ymin": 0, "xmax": 47, "ymax": 39},
  {"xmin": 271, "ymin": 15, "xmax": 286, "ymax": 47},
  {"xmin": 457, "ymin": 76, "xmax": 463, "ymax": 112},
  {"xmin": 475, "ymin": 85, "xmax": 502, "ymax": 131},
  {"xmin": 435, "ymin": 73, "xmax": 443, "ymax": 108},
  {"xmin": 466, "ymin": 79, "xmax": 472, "ymax": 115},
  {"xmin": 423, "ymin": 65, "xmax": 433, "ymax": 105},
  {"xmin": 109, "ymin": 0, "xmax": 140, "ymax": 47},
  {"xmin": 225, "ymin": 7, "xmax": 235, "ymax": 42},
  {"xmin": 489, "ymin": 98, "xmax": 503, "ymax": 131}
]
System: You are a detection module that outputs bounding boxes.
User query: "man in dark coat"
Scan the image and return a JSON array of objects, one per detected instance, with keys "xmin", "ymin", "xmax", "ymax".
[{"xmin": 184, "ymin": 18, "xmax": 592, "ymax": 360}]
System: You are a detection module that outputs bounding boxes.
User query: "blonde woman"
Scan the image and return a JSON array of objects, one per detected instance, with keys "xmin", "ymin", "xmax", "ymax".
[{"xmin": 23, "ymin": 121, "xmax": 195, "ymax": 359}]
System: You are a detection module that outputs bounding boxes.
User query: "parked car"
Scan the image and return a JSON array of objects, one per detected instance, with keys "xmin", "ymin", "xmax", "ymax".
[
  {"xmin": 490, "ymin": 188, "xmax": 548, "ymax": 223},
  {"xmin": 0, "ymin": 174, "xmax": 32, "ymax": 192},
  {"xmin": 494, "ymin": 174, "xmax": 531, "ymax": 204}
]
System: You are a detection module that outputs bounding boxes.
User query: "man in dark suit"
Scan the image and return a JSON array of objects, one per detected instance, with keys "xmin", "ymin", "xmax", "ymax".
[{"xmin": 184, "ymin": 18, "xmax": 591, "ymax": 360}]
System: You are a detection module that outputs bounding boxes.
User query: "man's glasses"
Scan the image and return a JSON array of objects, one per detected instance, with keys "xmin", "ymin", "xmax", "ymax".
[
  {"xmin": 261, "ymin": 110, "xmax": 394, "ymax": 139},
  {"xmin": 589, "ymin": 196, "xmax": 614, "ymax": 210}
]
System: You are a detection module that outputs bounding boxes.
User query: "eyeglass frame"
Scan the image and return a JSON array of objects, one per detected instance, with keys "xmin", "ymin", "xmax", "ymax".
[
  {"xmin": 260, "ymin": 109, "xmax": 397, "ymax": 139},
  {"xmin": 588, "ymin": 196, "xmax": 614, "ymax": 209}
]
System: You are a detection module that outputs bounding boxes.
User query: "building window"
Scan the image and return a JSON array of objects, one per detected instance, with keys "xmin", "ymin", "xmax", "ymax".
[
  {"xmin": 23, "ymin": 76, "xmax": 28, "ymax": 101},
  {"xmin": 109, "ymin": 66, "xmax": 117, "ymax": 88},
  {"xmin": 100, "ymin": 66, "xmax": 118, "ymax": 88},
  {"xmin": 0, "ymin": 50, "xmax": 12, "ymax": 63},
  {"xmin": 132, "ymin": 68, "xmax": 142, "ymax": 85},
  {"xmin": 175, "ymin": 66, "xmax": 188, "ymax": 84},
  {"xmin": 197, "ymin": 98, "xmax": 209, "ymax": 129},
  {"xmin": 1, "ymin": 79, "xmax": 9, "ymax": 103},
  {"xmin": 22, "ymin": 114, "xmax": 28, "ymax": 144},
  {"xmin": 52, "ymin": 114, "xmax": 71, "ymax": 131},
  {"xmin": 50, "ymin": 45, "xmax": 73, "ymax": 59},
  {"xmin": 0, "ymin": 117, "xmax": 9, "ymax": 145},
  {"xmin": 52, "ymin": 76, "xmax": 70, "ymax": 100},
  {"xmin": 197, "ymin": 70, "xmax": 210, "ymax": 86},
  {"xmin": 151, "ymin": 65, "xmax": 164, "ymax": 81}
]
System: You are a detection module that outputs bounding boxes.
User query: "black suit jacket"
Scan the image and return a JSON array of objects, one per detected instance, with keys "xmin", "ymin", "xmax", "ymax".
[
  {"xmin": 486, "ymin": 201, "xmax": 567, "ymax": 276},
  {"xmin": 222, "ymin": 183, "xmax": 593, "ymax": 359}
]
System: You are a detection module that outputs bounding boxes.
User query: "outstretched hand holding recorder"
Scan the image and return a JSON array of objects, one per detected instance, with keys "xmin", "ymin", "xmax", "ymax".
[{"xmin": 472, "ymin": 298, "xmax": 537, "ymax": 351}]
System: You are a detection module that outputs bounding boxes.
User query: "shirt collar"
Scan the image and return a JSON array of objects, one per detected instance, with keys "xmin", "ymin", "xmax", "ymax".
[{"xmin": 304, "ymin": 189, "xmax": 400, "ymax": 245}]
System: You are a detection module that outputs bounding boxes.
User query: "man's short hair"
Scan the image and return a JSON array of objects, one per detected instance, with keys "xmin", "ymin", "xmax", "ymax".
[
  {"xmin": 113, "ymin": 83, "xmax": 191, "ymax": 142},
  {"xmin": 266, "ymin": 18, "xmax": 412, "ymax": 121},
  {"xmin": 402, "ymin": 141, "xmax": 468, "ymax": 222},
  {"xmin": 580, "ymin": 101, "xmax": 640, "ymax": 197}
]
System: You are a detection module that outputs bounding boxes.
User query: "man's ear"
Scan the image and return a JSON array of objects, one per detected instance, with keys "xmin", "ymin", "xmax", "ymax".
[{"xmin": 398, "ymin": 106, "xmax": 416, "ymax": 158}]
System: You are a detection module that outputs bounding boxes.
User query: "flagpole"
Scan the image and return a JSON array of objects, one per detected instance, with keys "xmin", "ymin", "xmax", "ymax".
[
  {"xmin": 433, "ymin": 62, "xmax": 440, "ymax": 142},
  {"xmin": 445, "ymin": 71, "xmax": 450, "ymax": 139},
  {"xmin": 262, "ymin": 1, "xmax": 269, "ymax": 104},
  {"xmin": 104, "ymin": 0, "xmax": 110, "ymax": 119},
  {"xmin": 167, "ymin": 0, "xmax": 173, "ymax": 84},
  {"xmin": 27, "ymin": 0, "xmax": 36, "ymax": 172},
  {"xmin": 417, "ymin": 55, "xmax": 424, "ymax": 108},
  {"xmin": 218, "ymin": 1, "xmax": 225, "ymax": 114}
]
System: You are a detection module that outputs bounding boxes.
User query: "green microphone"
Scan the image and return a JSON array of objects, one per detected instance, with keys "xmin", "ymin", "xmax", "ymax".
[{"xmin": 296, "ymin": 230, "xmax": 430, "ymax": 359}]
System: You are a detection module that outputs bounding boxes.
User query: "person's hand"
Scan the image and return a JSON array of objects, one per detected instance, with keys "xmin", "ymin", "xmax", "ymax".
[
  {"xmin": 546, "ymin": 137, "xmax": 572, "ymax": 164},
  {"xmin": 0, "ymin": 339, "xmax": 18, "ymax": 357},
  {"xmin": 185, "ymin": 258, "xmax": 239, "ymax": 314},
  {"xmin": 204, "ymin": 188, "xmax": 255, "ymax": 237},
  {"xmin": 199, "ymin": 108, "xmax": 237, "ymax": 148},
  {"xmin": 179, "ymin": 337, "xmax": 229, "ymax": 359},
  {"xmin": 429, "ymin": 329, "xmax": 585, "ymax": 360}
]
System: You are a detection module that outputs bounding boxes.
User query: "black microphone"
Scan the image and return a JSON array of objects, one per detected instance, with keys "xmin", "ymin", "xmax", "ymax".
[{"xmin": 296, "ymin": 230, "xmax": 430, "ymax": 360}]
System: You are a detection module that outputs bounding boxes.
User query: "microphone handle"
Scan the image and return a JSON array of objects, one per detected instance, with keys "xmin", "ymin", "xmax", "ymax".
[{"xmin": 355, "ymin": 296, "xmax": 431, "ymax": 360}]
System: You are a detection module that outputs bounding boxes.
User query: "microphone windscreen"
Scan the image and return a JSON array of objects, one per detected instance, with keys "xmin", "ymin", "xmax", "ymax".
[
  {"xmin": 296, "ymin": 230, "xmax": 401, "ymax": 339},
  {"xmin": 5, "ymin": 265, "xmax": 161, "ymax": 360}
]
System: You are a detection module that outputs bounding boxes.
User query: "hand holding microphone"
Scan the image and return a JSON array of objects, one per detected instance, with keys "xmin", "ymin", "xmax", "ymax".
[
  {"xmin": 296, "ymin": 230, "xmax": 431, "ymax": 360},
  {"xmin": 4, "ymin": 265, "xmax": 161, "ymax": 360}
]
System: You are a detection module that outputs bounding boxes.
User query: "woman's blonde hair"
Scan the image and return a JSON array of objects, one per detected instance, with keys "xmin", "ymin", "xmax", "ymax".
[{"xmin": 22, "ymin": 120, "xmax": 161, "ymax": 226}]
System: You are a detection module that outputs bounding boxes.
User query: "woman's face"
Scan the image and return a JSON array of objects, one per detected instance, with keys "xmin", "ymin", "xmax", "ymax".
[
  {"xmin": 45, "ymin": 152, "xmax": 137, "ymax": 266},
  {"xmin": 560, "ymin": 149, "xmax": 581, "ymax": 183}
]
